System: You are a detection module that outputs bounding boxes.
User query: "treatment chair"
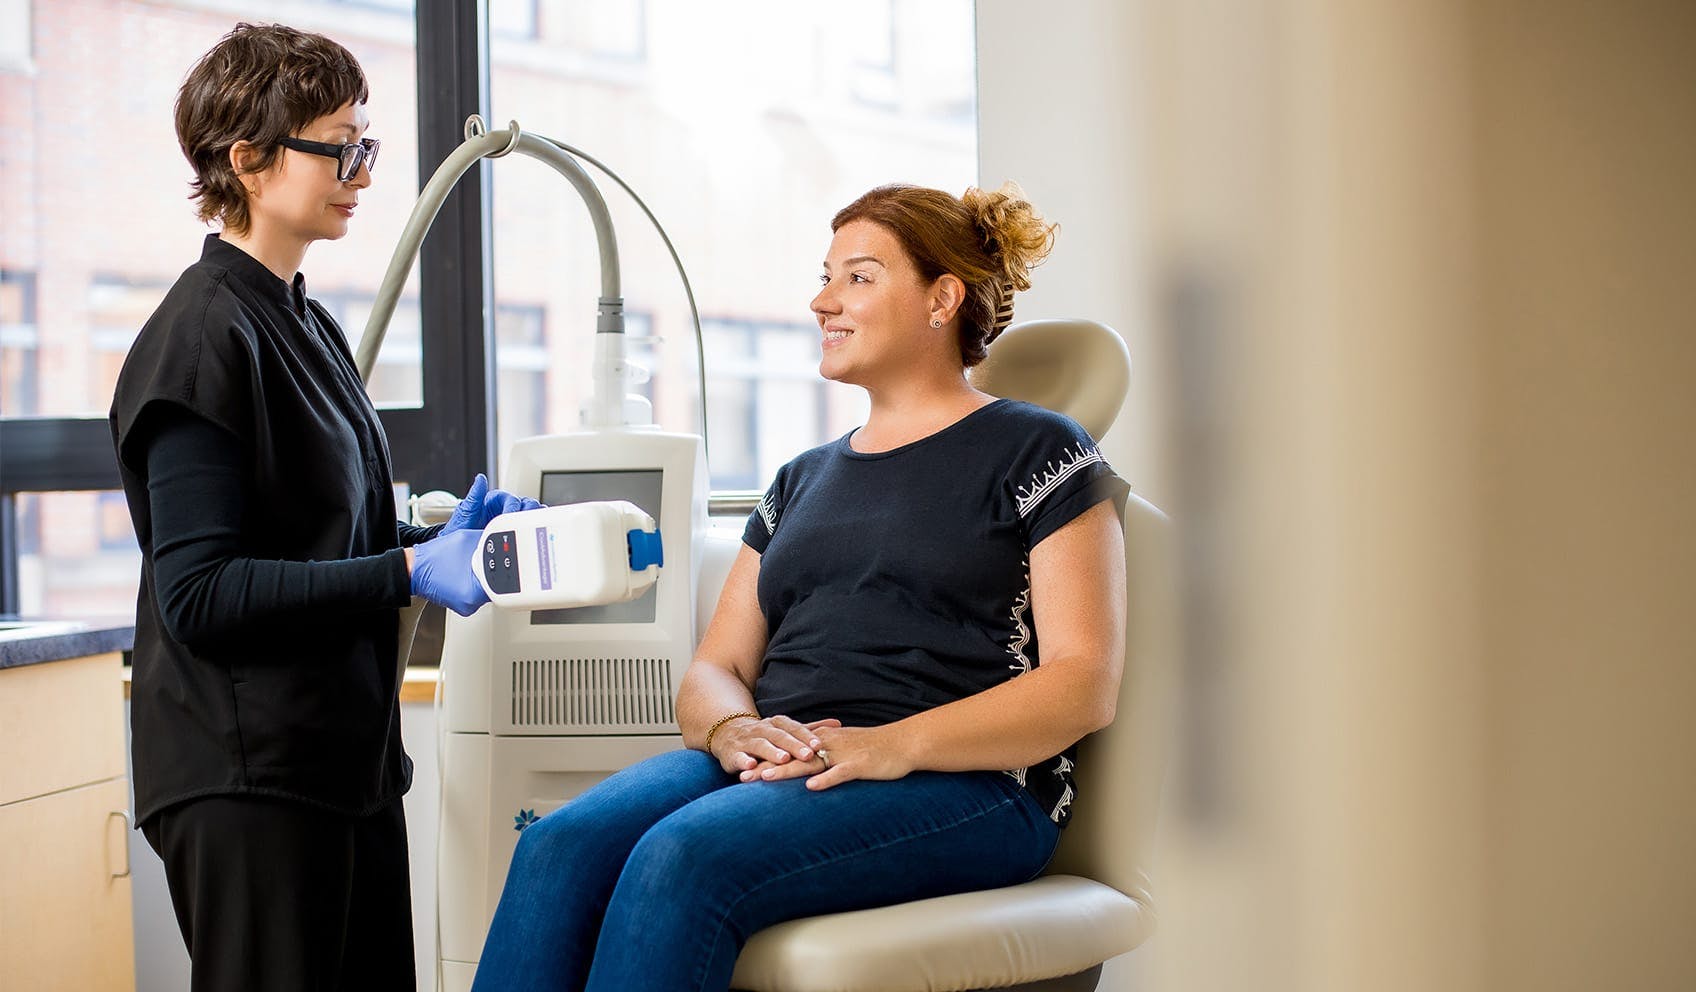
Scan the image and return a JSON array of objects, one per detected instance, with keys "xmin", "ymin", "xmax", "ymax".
[{"xmin": 730, "ymin": 319, "xmax": 1176, "ymax": 992}]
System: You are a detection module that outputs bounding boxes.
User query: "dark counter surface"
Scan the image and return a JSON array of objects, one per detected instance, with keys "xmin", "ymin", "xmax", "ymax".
[{"xmin": 0, "ymin": 617, "xmax": 135, "ymax": 670}]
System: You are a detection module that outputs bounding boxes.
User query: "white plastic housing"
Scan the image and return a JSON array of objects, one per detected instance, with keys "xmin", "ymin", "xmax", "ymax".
[
  {"xmin": 473, "ymin": 501, "xmax": 660, "ymax": 611},
  {"xmin": 436, "ymin": 428, "xmax": 718, "ymax": 990}
]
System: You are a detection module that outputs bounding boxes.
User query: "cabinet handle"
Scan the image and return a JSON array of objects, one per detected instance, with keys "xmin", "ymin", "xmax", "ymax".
[{"xmin": 107, "ymin": 809, "xmax": 133, "ymax": 879}]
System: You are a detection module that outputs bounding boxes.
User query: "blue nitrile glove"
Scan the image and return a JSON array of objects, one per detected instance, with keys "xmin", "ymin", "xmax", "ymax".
[
  {"xmin": 411, "ymin": 528, "xmax": 489, "ymax": 617},
  {"xmin": 442, "ymin": 474, "xmax": 540, "ymax": 535},
  {"xmin": 442, "ymin": 474, "xmax": 490, "ymax": 534}
]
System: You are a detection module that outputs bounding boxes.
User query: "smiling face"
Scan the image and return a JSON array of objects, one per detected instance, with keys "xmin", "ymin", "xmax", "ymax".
[
  {"xmin": 242, "ymin": 100, "xmax": 371, "ymax": 250},
  {"xmin": 811, "ymin": 219, "xmax": 951, "ymax": 388}
]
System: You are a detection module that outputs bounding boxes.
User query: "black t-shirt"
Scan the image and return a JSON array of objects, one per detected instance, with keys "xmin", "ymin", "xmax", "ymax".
[
  {"xmin": 110, "ymin": 234, "xmax": 422, "ymax": 824},
  {"xmin": 743, "ymin": 398, "xmax": 1129, "ymax": 826}
]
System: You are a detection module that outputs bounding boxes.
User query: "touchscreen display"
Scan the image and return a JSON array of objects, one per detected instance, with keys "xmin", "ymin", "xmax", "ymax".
[{"xmin": 531, "ymin": 469, "xmax": 663, "ymax": 625}]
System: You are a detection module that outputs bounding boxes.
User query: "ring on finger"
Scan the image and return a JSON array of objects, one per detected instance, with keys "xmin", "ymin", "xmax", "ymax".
[{"xmin": 817, "ymin": 748, "xmax": 831, "ymax": 769}]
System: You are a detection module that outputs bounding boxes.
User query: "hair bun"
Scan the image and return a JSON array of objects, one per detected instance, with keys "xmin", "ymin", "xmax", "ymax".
[{"xmin": 962, "ymin": 181, "xmax": 1056, "ymax": 338}]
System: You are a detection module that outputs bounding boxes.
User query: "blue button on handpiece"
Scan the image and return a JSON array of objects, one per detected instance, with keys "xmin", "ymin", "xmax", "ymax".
[{"xmin": 626, "ymin": 528, "xmax": 664, "ymax": 570}]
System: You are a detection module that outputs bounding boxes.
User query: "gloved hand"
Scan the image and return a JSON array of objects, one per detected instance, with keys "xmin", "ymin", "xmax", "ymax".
[
  {"xmin": 442, "ymin": 474, "xmax": 542, "ymax": 535},
  {"xmin": 411, "ymin": 528, "xmax": 489, "ymax": 617}
]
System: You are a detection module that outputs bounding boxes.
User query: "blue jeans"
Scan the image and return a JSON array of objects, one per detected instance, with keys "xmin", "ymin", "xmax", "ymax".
[{"xmin": 471, "ymin": 748, "xmax": 1060, "ymax": 992}]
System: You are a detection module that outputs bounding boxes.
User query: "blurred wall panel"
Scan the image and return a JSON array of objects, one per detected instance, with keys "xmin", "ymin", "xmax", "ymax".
[
  {"xmin": 980, "ymin": 2, "xmax": 1694, "ymax": 990},
  {"xmin": 1473, "ymin": 2, "xmax": 1696, "ymax": 990},
  {"xmin": 981, "ymin": 0, "xmax": 1494, "ymax": 986}
]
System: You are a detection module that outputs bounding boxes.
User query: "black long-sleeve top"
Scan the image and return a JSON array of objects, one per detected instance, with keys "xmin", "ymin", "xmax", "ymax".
[
  {"xmin": 110, "ymin": 234, "xmax": 431, "ymax": 824},
  {"xmin": 143, "ymin": 408, "xmax": 435, "ymax": 645}
]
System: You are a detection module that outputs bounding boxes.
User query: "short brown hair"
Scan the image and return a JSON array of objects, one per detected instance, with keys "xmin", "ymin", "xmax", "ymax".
[
  {"xmin": 175, "ymin": 23, "xmax": 369, "ymax": 235},
  {"xmin": 831, "ymin": 182, "xmax": 1056, "ymax": 367}
]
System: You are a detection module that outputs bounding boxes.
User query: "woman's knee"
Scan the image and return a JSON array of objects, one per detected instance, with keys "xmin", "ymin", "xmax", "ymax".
[
  {"xmin": 615, "ymin": 798, "xmax": 756, "ymax": 912},
  {"xmin": 619, "ymin": 819, "xmax": 705, "ymax": 897},
  {"xmin": 510, "ymin": 751, "xmax": 732, "ymax": 875}
]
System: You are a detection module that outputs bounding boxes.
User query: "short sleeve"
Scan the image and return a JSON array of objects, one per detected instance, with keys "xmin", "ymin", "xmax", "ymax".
[
  {"xmin": 111, "ymin": 277, "xmax": 256, "ymax": 475},
  {"xmin": 1008, "ymin": 412, "xmax": 1130, "ymax": 549},
  {"xmin": 742, "ymin": 462, "xmax": 789, "ymax": 554}
]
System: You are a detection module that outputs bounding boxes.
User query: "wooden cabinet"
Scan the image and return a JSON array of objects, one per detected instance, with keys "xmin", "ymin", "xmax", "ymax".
[{"xmin": 0, "ymin": 652, "xmax": 135, "ymax": 991}]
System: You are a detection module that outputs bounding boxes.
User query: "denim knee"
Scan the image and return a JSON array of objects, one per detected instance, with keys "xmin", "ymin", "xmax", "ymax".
[
  {"xmin": 507, "ymin": 803, "xmax": 582, "ymax": 874},
  {"xmin": 617, "ymin": 816, "xmax": 708, "ymax": 901}
]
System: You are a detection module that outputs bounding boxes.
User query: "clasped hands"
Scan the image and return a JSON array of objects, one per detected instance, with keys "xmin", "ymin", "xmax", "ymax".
[{"xmin": 708, "ymin": 714, "xmax": 914, "ymax": 791}]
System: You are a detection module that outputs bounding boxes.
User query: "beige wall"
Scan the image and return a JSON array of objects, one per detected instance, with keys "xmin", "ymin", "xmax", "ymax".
[
  {"xmin": 1475, "ymin": 2, "xmax": 1696, "ymax": 989},
  {"xmin": 980, "ymin": 1, "xmax": 1696, "ymax": 989}
]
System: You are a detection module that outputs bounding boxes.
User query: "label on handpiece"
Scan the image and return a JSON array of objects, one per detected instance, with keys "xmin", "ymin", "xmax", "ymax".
[{"xmin": 534, "ymin": 526, "xmax": 553, "ymax": 591}]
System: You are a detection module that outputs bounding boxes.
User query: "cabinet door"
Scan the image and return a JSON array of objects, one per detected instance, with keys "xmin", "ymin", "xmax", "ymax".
[
  {"xmin": 0, "ymin": 777, "xmax": 136, "ymax": 991},
  {"xmin": 0, "ymin": 652, "xmax": 126, "ymax": 806}
]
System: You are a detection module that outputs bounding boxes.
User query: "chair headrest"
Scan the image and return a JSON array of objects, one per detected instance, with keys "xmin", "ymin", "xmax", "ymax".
[{"xmin": 969, "ymin": 319, "xmax": 1132, "ymax": 441}]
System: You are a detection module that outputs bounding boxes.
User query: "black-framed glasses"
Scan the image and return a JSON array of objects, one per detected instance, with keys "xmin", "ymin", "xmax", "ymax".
[{"xmin": 277, "ymin": 136, "xmax": 380, "ymax": 182}]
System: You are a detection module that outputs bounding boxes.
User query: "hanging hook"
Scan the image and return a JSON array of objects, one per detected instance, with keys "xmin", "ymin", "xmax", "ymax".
[
  {"xmin": 487, "ymin": 119, "xmax": 523, "ymax": 158},
  {"xmin": 462, "ymin": 116, "xmax": 522, "ymax": 157}
]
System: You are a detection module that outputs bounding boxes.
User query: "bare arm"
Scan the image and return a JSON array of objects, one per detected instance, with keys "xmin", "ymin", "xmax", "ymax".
[
  {"xmin": 676, "ymin": 545, "xmax": 837, "ymax": 772},
  {"xmin": 750, "ymin": 499, "xmax": 1126, "ymax": 789}
]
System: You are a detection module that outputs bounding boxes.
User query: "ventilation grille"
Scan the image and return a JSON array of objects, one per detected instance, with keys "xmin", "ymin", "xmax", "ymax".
[{"xmin": 509, "ymin": 657, "xmax": 676, "ymax": 728}]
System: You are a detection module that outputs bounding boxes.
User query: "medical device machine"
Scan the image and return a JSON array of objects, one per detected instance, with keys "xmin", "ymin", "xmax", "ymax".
[
  {"xmin": 355, "ymin": 116, "xmax": 740, "ymax": 991},
  {"xmin": 436, "ymin": 431, "xmax": 715, "ymax": 989}
]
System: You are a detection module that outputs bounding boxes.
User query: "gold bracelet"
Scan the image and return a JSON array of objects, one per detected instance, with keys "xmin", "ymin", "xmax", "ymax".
[{"xmin": 703, "ymin": 711, "xmax": 759, "ymax": 753}]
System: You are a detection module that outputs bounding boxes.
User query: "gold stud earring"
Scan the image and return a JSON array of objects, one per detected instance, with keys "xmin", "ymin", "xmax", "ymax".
[{"xmin": 931, "ymin": 318, "xmax": 942, "ymax": 328}]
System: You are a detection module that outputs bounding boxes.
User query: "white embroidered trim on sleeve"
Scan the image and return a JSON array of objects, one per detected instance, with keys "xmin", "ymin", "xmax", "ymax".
[
  {"xmin": 1014, "ymin": 443, "xmax": 1105, "ymax": 518},
  {"xmin": 756, "ymin": 491, "xmax": 778, "ymax": 536}
]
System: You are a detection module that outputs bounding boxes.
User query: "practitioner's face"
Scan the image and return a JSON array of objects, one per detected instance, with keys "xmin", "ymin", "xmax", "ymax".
[
  {"xmin": 239, "ymin": 100, "xmax": 372, "ymax": 247},
  {"xmin": 811, "ymin": 220, "xmax": 952, "ymax": 387}
]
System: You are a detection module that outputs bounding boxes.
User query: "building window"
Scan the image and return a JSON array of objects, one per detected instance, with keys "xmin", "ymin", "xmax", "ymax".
[
  {"xmin": 490, "ymin": 304, "xmax": 656, "ymax": 463},
  {"xmin": 702, "ymin": 318, "xmax": 846, "ymax": 492},
  {"xmin": 0, "ymin": 271, "xmax": 38, "ymax": 417},
  {"xmin": 324, "ymin": 294, "xmax": 425, "ymax": 408},
  {"xmin": 12, "ymin": 491, "xmax": 140, "ymax": 617},
  {"xmin": 0, "ymin": 0, "xmax": 31, "ymax": 70},
  {"xmin": 494, "ymin": 303, "xmax": 549, "ymax": 458},
  {"xmin": 491, "ymin": 0, "xmax": 540, "ymax": 42},
  {"xmin": 529, "ymin": 0, "xmax": 644, "ymax": 61},
  {"xmin": 87, "ymin": 275, "xmax": 171, "ymax": 414}
]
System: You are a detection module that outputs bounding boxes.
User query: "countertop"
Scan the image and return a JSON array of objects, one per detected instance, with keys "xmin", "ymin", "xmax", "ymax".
[{"xmin": 0, "ymin": 617, "xmax": 135, "ymax": 670}]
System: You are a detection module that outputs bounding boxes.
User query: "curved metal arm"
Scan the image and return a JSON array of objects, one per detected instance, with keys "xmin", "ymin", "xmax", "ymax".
[{"xmin": 355, "ymin": 118, "xmax": 622, "ymax": 383}]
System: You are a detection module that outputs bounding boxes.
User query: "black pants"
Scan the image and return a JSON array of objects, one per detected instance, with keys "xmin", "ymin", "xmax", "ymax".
[{"xmin": 142, "ymin": 794, "xmax": 415, "ymax": 992}]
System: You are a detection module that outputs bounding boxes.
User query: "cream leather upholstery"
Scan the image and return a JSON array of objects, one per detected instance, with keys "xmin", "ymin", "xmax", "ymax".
[
  {"xmin": 731, "ymin": 319, "xmax": 1175, "ymax": 992},
  {"xmin": 971, "ymin": 318, "xmax": 1132, "ymax": 441}
]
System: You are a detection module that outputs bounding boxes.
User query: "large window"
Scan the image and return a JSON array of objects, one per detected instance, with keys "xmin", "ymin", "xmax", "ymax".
[
  {"xmin": 0, "ymin": 2, "xmax": 980, "ymax": 617},
  {"xmin": 0, "ymin": 0, "xmax": 420, "ymax": 616},
  {"xmin": 486, "ymin": 0, "xmax": 976, "ymax": 489},
  {"xmin": 0, "ymin": 0, "xmax": 421, "ymax": 418}
]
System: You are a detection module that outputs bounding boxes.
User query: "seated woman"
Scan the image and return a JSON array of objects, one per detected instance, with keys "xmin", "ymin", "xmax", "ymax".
[{"xmin": 471, "ymin": 182, "xmax": 1130, "ymax": 992}]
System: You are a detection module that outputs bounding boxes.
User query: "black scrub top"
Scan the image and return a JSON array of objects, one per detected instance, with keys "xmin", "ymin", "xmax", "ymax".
[{"xmin": 111, "ymin": 234, "xmax": 418, "ymax": 825}]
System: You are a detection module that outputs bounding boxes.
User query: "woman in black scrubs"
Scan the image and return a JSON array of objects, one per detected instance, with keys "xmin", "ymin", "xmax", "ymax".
[{"xmin": 109, "ymin": 23, "xmax": 506, "ymax": 990}]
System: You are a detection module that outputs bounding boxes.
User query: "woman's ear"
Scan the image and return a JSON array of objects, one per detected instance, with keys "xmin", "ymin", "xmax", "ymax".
[
  {"xmin": 228, "ymin": 140, "xmax": 261, "ymax": 197},
  {"xmin": 930, "ymin": 273, "xmax": 966, "ymax": 325}
]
